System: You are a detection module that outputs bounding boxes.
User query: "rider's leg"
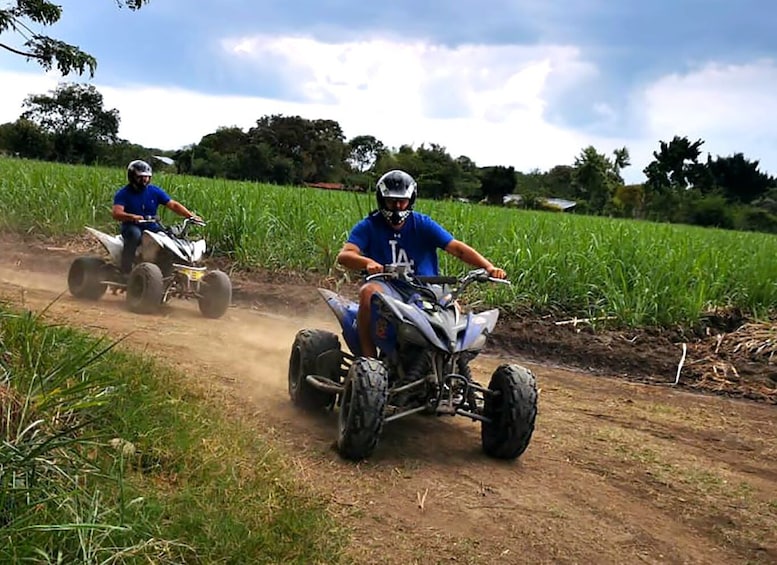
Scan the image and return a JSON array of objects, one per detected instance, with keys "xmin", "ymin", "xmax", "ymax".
[
  {"xmin": 357, "ymin": 282, "xmax": 381, "ymax": 358},
  {"xmin": 120, "ymin": 224, "xmax": 143, "ymax": 275}
]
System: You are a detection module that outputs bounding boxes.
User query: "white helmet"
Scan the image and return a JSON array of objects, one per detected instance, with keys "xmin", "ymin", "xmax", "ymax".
[
  {"xmin": 127, "ymin": 159, "xmax": 152, "ymax": 190},
  {"xmin": 375, "ymin": 170, "xmax": 417, "ymax": 226}
]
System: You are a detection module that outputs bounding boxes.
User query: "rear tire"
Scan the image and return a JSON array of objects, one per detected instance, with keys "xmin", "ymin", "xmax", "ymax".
[
  {"xmin": 481, "ymin": 364, "xmax": 538, "ymax": 460},
  {"xmin": 288, "ymin": 329, "xmax": 342, "ymax": 409},
  {"xmin": 67, "ymin": 256, "xmax": 108, "ymax": 300},
  {"xmin": 337, "ymin": 357, "xmax": 388, "ymax": 461},
  {"xmin": 126, "ymin": 262, "xmax": 164, "ymax": 314},
  {"xmin": 198, "ymin": 270, "xmax": 232, "ymax": 319}
]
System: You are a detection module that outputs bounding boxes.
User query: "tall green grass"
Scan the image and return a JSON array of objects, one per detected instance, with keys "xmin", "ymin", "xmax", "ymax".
[
  {"xmin": 3, "ymin": 157, "xmax": 777, "ymax": 328},
  {"xmin": 0, "ymin": 302, "xmax": 345, "ymax": 563}
]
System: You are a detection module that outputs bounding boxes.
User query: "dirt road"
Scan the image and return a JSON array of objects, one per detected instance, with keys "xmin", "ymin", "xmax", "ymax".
[{"xmin": 1, "ymin": 237, "xmax": 775, "ymax": 564}]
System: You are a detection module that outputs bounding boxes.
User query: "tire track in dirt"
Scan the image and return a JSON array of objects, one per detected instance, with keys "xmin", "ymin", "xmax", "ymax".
[{"xmin": 1, "ymin": 242, "xmax": 776, "ymax": 564}]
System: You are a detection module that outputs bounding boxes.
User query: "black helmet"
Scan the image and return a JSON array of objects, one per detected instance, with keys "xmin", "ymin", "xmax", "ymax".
[
  {"xmin": 375, "ymin": 170, "xmax": 417, "ymax": 226},
  {"xmin": 127, "ymin": 159, "xmax": 152, "ymax": 190}
]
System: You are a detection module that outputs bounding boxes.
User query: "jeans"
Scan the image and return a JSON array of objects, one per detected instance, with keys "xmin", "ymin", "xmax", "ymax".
[{"xmin": 120, "ymin": 223, "xmax": 161, "ymax": 274}]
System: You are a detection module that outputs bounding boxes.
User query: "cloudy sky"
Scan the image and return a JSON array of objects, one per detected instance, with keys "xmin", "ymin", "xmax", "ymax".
[{"xmin": 1, "ymin": 0, "xmax": 776, "ymax": 183}]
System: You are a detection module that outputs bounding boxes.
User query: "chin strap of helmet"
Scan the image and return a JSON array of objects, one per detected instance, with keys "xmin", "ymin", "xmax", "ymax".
[{"xmin": 381, "ymin": 208, "xmax": 412, "ymax": 226}]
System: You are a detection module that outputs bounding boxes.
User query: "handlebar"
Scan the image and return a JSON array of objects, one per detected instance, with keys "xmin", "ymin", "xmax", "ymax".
[
  {"xmin": 135, "ymin": 215, "xmax": 206, "ymax": 237},
  {"xmin": 185, "ymin": 216, "xmax": 207, "ymax": 227},
  {"xmin": 136, "ymin": 215, "xmax": 205, "ymax": 226},
  {"xmin": 366, "ymin": 266, "xmax": 510, "ymax": 303}
]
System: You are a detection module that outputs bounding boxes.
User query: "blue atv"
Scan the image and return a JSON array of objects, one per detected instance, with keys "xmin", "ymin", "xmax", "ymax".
[{"xmin": 287, "ymin": 266, "xmax": 538, "ymax": 461}]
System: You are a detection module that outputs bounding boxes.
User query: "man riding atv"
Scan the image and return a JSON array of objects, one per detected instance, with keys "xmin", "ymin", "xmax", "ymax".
[
  {"xmin": 112, "ymin": 159, "xmax": 201, "ymax": 282},
  {"xmin": 336, "ymin": 169, "xmax": 507, "ymax": 358},
  {"xmin": 289, "ymin": 170, "xmax": 535, "ymax": 461}
]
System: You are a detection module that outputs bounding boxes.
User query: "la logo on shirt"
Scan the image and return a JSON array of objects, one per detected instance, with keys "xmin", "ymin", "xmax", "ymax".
[{"xmin": 389, "ymin": 238, "xmax": 415, "ymax": 271}]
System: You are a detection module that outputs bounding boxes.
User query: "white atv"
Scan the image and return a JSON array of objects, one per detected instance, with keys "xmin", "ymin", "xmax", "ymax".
[{"xmin": 67, "ymin": 217, "xmax": 232, "ymax": 319}]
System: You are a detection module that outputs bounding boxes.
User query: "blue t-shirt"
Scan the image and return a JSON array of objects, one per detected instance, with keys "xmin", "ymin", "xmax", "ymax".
[
  {"xmin": 113, "ymin": 184, "xmax": 171, "ymax": 226},
  {"xmin": 347, "ymin": 211, "xmax": 455, "ymax": 276}
]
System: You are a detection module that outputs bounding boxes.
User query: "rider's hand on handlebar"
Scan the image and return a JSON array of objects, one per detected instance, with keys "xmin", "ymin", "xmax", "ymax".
[
  {"xmin": 365, "ymin": 260, "xmax": 383, "ymax": 275},
  {"xmin": 486, "ymin": 266, "xmax": 507, "ymax": 279}
]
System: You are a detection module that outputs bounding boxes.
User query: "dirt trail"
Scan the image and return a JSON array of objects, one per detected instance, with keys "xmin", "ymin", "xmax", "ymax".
[{"xmin": 1, "ymin": 239, "xmax": 776, "ymax": 564}]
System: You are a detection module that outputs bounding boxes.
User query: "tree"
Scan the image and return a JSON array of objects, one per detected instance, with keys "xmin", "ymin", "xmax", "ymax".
[
  {"xmin": 573, "ymin": 146, "xmax": 620, "ymax": 214},
  {"xmin": 22, "ymin": 83, "xmax": 119, "ymax": 141},
  {"xmin": 414, "ymin": 143, "xmax": 460, "ymax": 199},
  {"xmin": 387, "ymin": 144, "xmax": 422, "ymax": 178},
  {"xmin": 247, "ymin": 114, "xmax": 346, "ymax": 184},
  {"xmin": 453, "ymin": 155, "xmax": 481, "ymax": 198},
  {"xmin": 687, "ymin": 195, "xmax": 735, "ymax": 229},
  {"xmin": 542, "ymin": 165, "xmax": 576, "ymax": 198},
  {"xmin": 643, "ymin": 136, "xmax": 705, "ymax": 193},
  {"xmin": 704, "ymin": 153, "xmax": 775, "ymax": 204},
  {"xmin": 307, "ymin": 118, "xmax": 347, "ymax": 182},
  {"xmin": 641, "ymin": 136, "xmax": 709, "ymax": 221},
  {"xmin": 480, "ymin": 166, "xmax": 516, "ymax": 205},
  {"xmin": 0, "ymin": 1, "xmax": 150, "ymax": 77},
  {"xmin": 514, "ymin": 168, "xmax": 545, "ymax": 197},
  {"xmin": 613, "ymin": 184, "xmax": 645, "ymax": 219},
  {"xmin": 199, "ymin": 126, "xmax": 249, "ymax": 155},
  {"xmin": 348, "ymin": 135, "xmax": 386, "ymax": 173},
  {"xmin": 612, "ymin": 147, "xmax": 631, "ymax": 182},
  {"xmin": 0, "ymin": 118, "xmax": 52, "ymax": 159},
  {"xmin": 21, "ymin": 82, "xmax": 120, "ymax": 163}
]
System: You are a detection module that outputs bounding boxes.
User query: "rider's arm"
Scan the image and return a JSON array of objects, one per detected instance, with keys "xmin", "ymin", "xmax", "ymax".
[
  {"xmin": 165, "ymin": 199, "xmax": 196, "ymax": 219},
  {"xmin": 337, "ymin": 243, "xmax": 383, "ymax": 274},
  {"xmin": 112, "ymin": 204, "xmax": 143, "ymax": 223},
  {"xmin": 444, "ymin": 240, "xmax": 506, "ymax": 279}
]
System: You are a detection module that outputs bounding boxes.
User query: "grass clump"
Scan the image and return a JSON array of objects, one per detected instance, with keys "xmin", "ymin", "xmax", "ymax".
[{"xmin": 0, "ymin": 303, "xmax": 346, "ymax": 563}]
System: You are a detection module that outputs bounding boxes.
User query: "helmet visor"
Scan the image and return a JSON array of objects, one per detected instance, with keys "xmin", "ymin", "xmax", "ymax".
[{"xmin": 379, "ymin": 183, "xmax": 415, "ymax": 199}]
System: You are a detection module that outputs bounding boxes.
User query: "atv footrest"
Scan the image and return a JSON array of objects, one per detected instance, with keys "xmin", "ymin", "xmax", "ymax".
[
  {"xmin": 384, "ymin": 405, "xmax": 427, "ymax": 423},
  {"xmin": 305, "ymin": 374, "xmax": 344, "ymax": 394},
  {"xmin": 455, "ymin": 409, "xmax": 492, "ymax": 423}
]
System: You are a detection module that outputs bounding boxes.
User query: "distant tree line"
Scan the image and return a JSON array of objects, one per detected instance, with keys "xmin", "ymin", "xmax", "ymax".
[{"xmin": 2, "ymin": 82, "xmax": 777, "ymax": 233}]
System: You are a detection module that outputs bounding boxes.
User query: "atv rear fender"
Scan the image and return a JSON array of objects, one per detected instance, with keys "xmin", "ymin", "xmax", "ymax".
[{"xmin": 85, "ymin": 226, "xmax": 123, "ymax": 266}]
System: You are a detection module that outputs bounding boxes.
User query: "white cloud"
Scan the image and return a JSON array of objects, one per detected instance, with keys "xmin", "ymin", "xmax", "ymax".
[
  {"xmin": 218, "ymin": 35, "xmax": 602, "ymax": 169},
  {"xmin": 0, "ymin": 71, "xmax": 61, "ymax": 117},
  {"xmin": 222, "ymin": 35, "xmax": 597, "ymax": 120},
  {"xmin": 638, "ymin": 59, "xmax": 777, "ymax": 169},
  {"xmin": 2, "ymin": 40, "xmax": 777, "ymax": 185}
]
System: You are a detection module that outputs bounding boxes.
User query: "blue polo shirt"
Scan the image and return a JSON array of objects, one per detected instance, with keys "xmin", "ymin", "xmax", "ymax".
[
  {"xmin": 346, "ymin": 211, "xmax": 454, "ymax": 276},
  {"xmin": 113, "ymin": 184, "xmax": 171, "ymax": 226}
]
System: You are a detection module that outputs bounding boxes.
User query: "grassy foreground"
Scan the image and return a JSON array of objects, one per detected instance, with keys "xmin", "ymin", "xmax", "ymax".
[
  {"xmin": 3, "ymin": 157, "xmax": 777, "ymax": 328},
  {"xmin": 0, "ymin": 302, "xmax": 346, "ymax": 564}
]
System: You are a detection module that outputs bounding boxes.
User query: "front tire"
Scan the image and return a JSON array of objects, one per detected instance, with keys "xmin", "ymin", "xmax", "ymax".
[
  {"xmin": 198, "ymin": 270, "xmax": 232, "ymax": 319},
  {"xmin": 126, "ymin": 262, "xmax": 164, "ymax": 314},
  {"xmin": 288, "ymin": 329, "xmax": 342, "ymax": 410},
  {"xmin": 481, "ymin": 364, "xmax": 538, "ymax": 460},
  {"xmin": 67, "ymin": 256, "xmax": 108, "ymax": 300},
  {"xmin": 337, "ymin": 357, "xmax": 388, "ymax": 461}
]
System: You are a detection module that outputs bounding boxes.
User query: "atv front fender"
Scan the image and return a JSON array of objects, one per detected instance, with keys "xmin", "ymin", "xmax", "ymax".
[{"xmin": 318, "ymin": 288, "xmax": 360, "ymax": 355}]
